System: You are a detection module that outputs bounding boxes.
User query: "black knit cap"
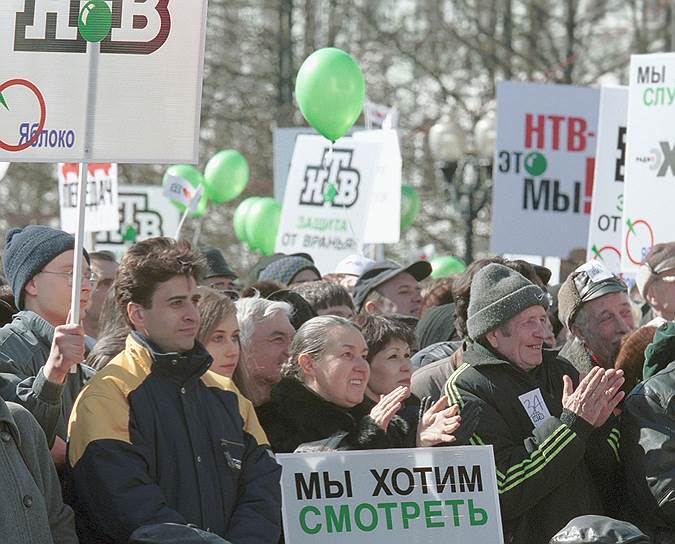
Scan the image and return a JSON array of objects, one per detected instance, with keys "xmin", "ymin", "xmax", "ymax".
[
  {"xmin": 202, "ymin": 247, "xmax": 237, "ymax": 279},
  {"xmin": 466, "ymin": 263, "xmax": 547, "ymax": 341},
  {"xmin": 3, "ymin": 225, "xmax": 90, "ymax": 310}
]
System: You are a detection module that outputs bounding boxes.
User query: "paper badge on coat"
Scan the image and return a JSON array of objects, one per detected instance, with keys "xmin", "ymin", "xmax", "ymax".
[{"xmin": 518, "ymin": 388, "xmax": 552, "ymax": 428}]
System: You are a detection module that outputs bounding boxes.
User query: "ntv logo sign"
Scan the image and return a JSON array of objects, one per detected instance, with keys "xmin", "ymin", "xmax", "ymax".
[
  {"xmin": 300, "ymin": 148, "xmax": 360, "ymax": 208},
  {"xmin": 14, "ymin": 0, "xmax": 170, "ymax": 55}
]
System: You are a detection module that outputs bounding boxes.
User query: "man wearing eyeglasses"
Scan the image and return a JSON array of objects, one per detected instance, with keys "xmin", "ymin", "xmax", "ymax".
[
  {"xmin": 0, "ymin": 225, "xmax": 95, "ymax": 457},
  {"xmin": 558, "ymin": 261, "xmax": 637, "ymax": 374}
]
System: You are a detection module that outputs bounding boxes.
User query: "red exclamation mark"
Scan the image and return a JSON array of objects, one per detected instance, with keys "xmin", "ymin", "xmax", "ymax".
[{"xmin": 584, "ymin": 157, "xmax": 595, "ymax": 214}]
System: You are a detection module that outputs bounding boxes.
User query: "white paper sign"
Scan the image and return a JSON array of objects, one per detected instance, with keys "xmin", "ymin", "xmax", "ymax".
[
  {"xmin": 59, "ymin": 162, "xmax": 119, "ymax": 233},
  {"xmin": 585, "ymin": 87, "xmax": 628, "ymax": 275},
  {"xmin": 275, "ymin": 134, "xmax": 390, "ymax": 273},
  {"xmin": 0, "ymin": 1, "xmax": 208, "ymax": 163},
  {"xmin": 491, "ymin": 81, "xmax": 599, "ymax": 257},
  {"xmin": 621, "ymin": 53, "xmax": 675, "ymax": 272},
  {"xmin": 95, "ymin": 184, "xmax": 179, "ymax": 256},
  {"xmin": 277, "ymin": 446, "xmax": 503, "ymax": 544},
  {"xmin": 518, "ymin": 388, "xmax": 552, "ymax": 428}
]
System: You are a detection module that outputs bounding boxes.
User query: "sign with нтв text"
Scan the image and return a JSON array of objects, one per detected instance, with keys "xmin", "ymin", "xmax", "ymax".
[
  {"xmin": 275, "ymin": 134, "xmax": 396, "ymax": 273},
  {"xmin": 95, "ymin": 184, "xmax": 179, "ymax": 256},
  {"xmin": 0, "ymin": 1, "xmax": 208, "ymax": 163},
  {"xmin": 277, "ymin": 446, "xmax": 503, "ymax": 544},
  {"xmin": 491, "ymin": 81, "xmax": 599, "ymax": 257},
  {"xmin": 621, "ymin": 53, "xmax": 675, "ymax": 272},
  {"xmin": 59, "ymin": 162, "xmax": 119, "ymax": 233},
  {"xmin": 586, "ymin": 87, "xmax": 627, "ymax": 275}
]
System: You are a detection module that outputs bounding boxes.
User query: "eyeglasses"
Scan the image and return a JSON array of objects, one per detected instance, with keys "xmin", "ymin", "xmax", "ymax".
[{"xmin": 40, "ymin": 270, "xmax": 99, "ymax": 286}]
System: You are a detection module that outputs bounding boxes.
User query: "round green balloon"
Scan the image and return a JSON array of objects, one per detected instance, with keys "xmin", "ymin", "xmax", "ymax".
[
  {"xmin": 400, "ymin": 185, "xmax": 420, "ymax": 231},
  {"xmin": 233, "ymin": 197, "xmax": 260, "ymax": 243},
  {"xmin": 430, "ymin": 256, "xmax": 466, "ymax": 279},
  {"xmin": 244, "ymin": 198, "xmax": 282, "ymax": 255},
  {"xmin": 295, "ymin": 48, "xmax": 366, "ymax": 141},
  {"xmin": 163, "ymin": 164, "xmax": 208, "ymax": 218},
  {"xmin": 78, "ymin": 0, "xmax": 112, "ymax": 43},
  {"xmin": 204, "ymin": 150, "xmax": 249, "ymax": 204}
]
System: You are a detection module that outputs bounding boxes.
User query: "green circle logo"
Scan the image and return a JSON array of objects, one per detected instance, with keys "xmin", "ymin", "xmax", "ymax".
[
  {"xmin": 78, "ymin": 0, "xmax": 113, "ymax": 43},
  {"xmin": 524, "ymin": 152, "xmax": 547, "ymax": 176}
]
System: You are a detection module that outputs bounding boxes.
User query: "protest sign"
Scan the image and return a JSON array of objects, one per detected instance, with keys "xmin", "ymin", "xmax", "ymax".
[
  {"xmin": 585, "ymin": 87, "xmax": 628, "ymax": 275},
  {"xmin": 277, "ymin": 446, "xmax": 503, "ymax": 544},
  {"xmin": 59, "ymin": 162, "xmax": 119, "ymax": 233},
  {"xmin": 95, "ymin": 185, "xmax": 179, "ymax": 256},
  {"xmin": 0, "ymin": 1, "xmax": 208, "ymax": 163},
  {"xmin": 275, "ymin": 133, "xmax": 399, "ymax": 273},
  {"xmin": 491, "ymin": 81, "xmax": 599, "ymax": 257},
  {"xmin": 621, "ymin": 53, "xmax": 675, "ymax": 273}
]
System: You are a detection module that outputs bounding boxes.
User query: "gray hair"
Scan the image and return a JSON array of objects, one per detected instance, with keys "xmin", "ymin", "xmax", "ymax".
[
  {"xmin": 234, "ymin": 296, "xmax": 292, "ymax": 347},
  {"xmin": 281, "ymin": 315, "xmax": 360, "ymax": 381}
]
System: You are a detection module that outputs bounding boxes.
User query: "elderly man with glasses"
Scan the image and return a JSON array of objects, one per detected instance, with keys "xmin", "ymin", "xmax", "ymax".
[
  {"xmin": 0, "ymin": 226, "xmax": 96, "ymax": 462},
  {"xmin": 557, "ymin": 261, "xmax": 637, "ymax": 374}
]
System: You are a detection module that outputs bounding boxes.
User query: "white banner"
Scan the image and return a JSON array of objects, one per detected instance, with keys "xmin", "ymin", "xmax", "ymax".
[
  {"xmin": 0, "ymin": 1, "xmax": 208, "ymax": 163},
  {"xmin": 277, "ymin": 446, "xmax": 503, "ymax": 544},
  {"xmin": 586, "ymin": 87, "xmax": 628, "ymax": 275},
  {"xmin": 59, "ymin": 162, "xmax": 119, "ymax": 233},
  {"xmin": 95, "ymin": 184, "xmax": 179, "ymax": 256},
  {"xmin": 275, "ymin": 133, "xmax": 399, "ymax": 273},
  {"xmin": 621, "ymin": 53, "xmax": 675, "ymax": 272},
  {"xmin": 491, "ymin": 81, "xmax": 599, "ymax": 257},
  {"xmin": 364, "ymin": 101, "xmax": 399, "ymax": 130}
]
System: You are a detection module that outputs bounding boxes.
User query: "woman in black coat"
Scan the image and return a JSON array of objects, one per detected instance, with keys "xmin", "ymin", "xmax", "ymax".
[{"xmin": 257, "ymin": 316, "xmax": 460, "ymax": 453}]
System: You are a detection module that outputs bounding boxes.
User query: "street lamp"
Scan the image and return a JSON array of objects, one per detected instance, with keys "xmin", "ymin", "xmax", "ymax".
[{"xmin": 428, "ymin": 113, "xmax": 495, "ymax": 263}]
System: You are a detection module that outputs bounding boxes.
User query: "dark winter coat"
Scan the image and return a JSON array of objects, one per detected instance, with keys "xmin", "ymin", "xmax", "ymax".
[
  {"xmin": 444, "ymin": 343, "xmax": 621, "ymax": 544},
  {"xmin": 411, "ymin": 341, "xmax": 466, "ymax": 401},
  {"xmin": 622, "ymin": 359, "xmax": 675, "ymax": 543},
  {"xmin": 257, "ymin": 377, "xmax": 412, "ymax": 453},
  {"xmin": 66, "ymin": 332, "xmax": 281, "ymax": 544}
]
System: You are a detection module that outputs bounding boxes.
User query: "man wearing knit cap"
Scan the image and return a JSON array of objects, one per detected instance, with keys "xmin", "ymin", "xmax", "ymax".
[
  {"xmin": 558, "ymin": 260, "xmax": 636, "ymax": 374},
  {"xmin": 443, "ymin": 263, "xmax": 625, "ymax": 544},
  {"xmin": 635, "ymin": 241, "xmax": 675, "ymax": 323},
  {"xmin": 0, "ymin": 225, "xmax": 95, "ymax": 452}
]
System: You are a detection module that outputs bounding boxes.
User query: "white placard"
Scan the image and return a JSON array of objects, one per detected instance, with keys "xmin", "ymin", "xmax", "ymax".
[
  {"xmin": 95, "ymin": 184, "xmax": 179, "ymax": 256},
  {"xmin": 491, "ymin": 81, "xmax": 599, "ymax": 257},
  {"xmin": 59, "ymin": 162, "xmax": 119, "ymax": 233},
  {"xmin": 0, "ymin": 1, "xmax": 208, "ymax": 163},
  {"xmin": 275, "ymin": 134, "xmax": 389, "ymax": 273},
  {"xmin": 277, "ymin": 446, "xmax": 503, "ymax": 544},
  {"xmin": 585, "ymin": 87, "xmax": 628, "ymax": 275},
  {"xmin": 621, "ymin": 53, "xmax": 675, "ymax": 272}
]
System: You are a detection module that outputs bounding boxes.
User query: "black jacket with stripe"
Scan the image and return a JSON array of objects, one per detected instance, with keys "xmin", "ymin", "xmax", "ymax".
[
  {"xmin": 443, "ymin": 343, "xmax": 621, "ymax": 544},
  {"xmin": 66, "ymin": 332, "xmax": 281, "ymax": 544}
]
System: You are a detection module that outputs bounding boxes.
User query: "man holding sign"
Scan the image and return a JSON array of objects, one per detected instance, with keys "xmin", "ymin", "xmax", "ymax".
[
  {"xmin": 0, "ymin": 226, "xmax": 95, "ymax": 453},
  {"xmin": 444, "ymin": 264, "xmax": 624, "ymax": 544}
]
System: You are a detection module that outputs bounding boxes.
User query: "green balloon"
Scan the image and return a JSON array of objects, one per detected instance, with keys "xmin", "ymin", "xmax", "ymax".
[
  {"xmin": 430, "ymin": 256, "xmax": 466, "ymax": 279},
  {"xmin": 400, "ymin": 185, "xmax": 420, "ymax": 231},
  {"xmin": 163, "ymin": 164, "xmax": 208, "ymax": 218},
  {"xmin": 233, "ymin": 197, "xmax": 260, "ymax": 243},
  {"xmin": 295, "ymin": 48, "xmax": 366, "ymax": 141},
  {"xmin": 245, "ymin": 198, "xmax": 282, "ymax": 255},
  {"xmin": 204, "ymin": 150, "xmax": 250, "ymax": 204},
  {"xmin": 78, "ymin": 0, "xmax": 112, "ymax": 43}
]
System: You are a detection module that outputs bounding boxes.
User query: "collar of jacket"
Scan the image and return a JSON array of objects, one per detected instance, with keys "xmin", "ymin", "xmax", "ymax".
[
  {"xmin": 11, "ymin": 310, "xmax": 54, "ymax": 348},
  {"xmin": 270, "ymin": 377, "xmax": 355, "ymax": 424},
  {"xmin": 129, "ymin": 330, "xmax": 213, "ymax": 386},
  {"xmin": 0, "ymin": 398, "xmax": 21, "ymax": 445}
]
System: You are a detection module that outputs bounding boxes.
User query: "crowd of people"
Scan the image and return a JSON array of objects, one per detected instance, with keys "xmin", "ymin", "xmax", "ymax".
[{"xmin": 0, "ymin": 224, "xmax": 674, "ymax": 543}]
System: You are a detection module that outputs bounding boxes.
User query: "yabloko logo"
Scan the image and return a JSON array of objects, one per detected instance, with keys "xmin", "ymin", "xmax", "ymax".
[
  {"xmin": 14, "ymin": 0, "xmax": 171, "ymax": 55},
  {"xmin": 635, "ymin": 141, "xmax": 675, "ymax": 177}
]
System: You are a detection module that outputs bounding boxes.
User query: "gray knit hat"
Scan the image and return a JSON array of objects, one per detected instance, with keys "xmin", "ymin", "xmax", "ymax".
[
  {"xmin": 2, "ymin": 225, "xmax": 89, "ymax": 310},
  {"xmin": 467, "ymin": 263, "xmax": 547, "ymax": 341}
]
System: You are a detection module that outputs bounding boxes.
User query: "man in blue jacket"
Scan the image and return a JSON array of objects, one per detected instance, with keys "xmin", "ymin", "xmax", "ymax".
[{"xmin": 67, "ymin": 237, "xmax": 281, "ymax": 544}]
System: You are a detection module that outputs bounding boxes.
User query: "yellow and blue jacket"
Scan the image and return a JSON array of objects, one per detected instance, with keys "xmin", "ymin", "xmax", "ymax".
[{"xmin": 66, "ymin": 332, "xmax": 281, "ymax": 544}]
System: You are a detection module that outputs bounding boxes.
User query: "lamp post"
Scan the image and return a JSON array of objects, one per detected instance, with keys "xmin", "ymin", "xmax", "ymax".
[{"xmin": 428, "ymin": 113, "xmax": 495, "ymax": 263}]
